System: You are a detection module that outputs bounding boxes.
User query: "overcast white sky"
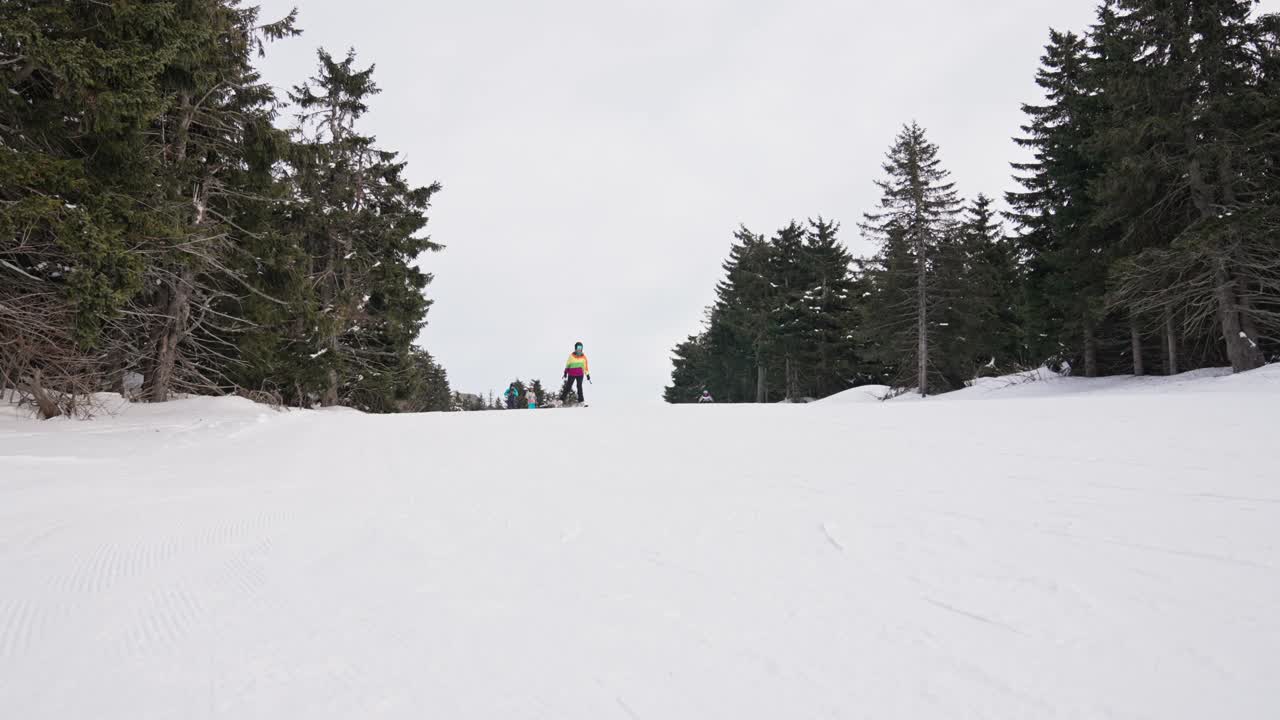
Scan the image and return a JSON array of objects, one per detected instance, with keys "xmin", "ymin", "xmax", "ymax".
[{"xmin": 252, "ymin": 0, "xmax": 1278, "ymax": 405}]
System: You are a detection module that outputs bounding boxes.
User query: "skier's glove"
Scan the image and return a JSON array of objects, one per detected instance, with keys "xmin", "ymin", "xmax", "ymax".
[{"xmin": 587, "ymin": 374, "xmax": 592, "ymax": 382}]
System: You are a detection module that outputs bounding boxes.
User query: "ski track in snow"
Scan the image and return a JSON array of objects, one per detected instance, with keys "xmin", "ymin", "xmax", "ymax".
[
  {"xmin": 615, "ymin": 696, "xmax": 642, "ymax": 720},
  {"xmin": 2, "ymin": 368, "xmax": 1279, "ymax": 718},
  {"xmin": 922, "ymin": 597, "xmax": 1027, "ymax": 636},
  {"xmin": 819, "ymin": 522, "xmax": 846, "ymax": 552}
]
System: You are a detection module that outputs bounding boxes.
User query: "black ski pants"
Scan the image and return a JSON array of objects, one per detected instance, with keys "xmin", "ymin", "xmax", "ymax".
[{"xmin": 560, "ymin": 375, "xmax": 584, "ymax": 403}]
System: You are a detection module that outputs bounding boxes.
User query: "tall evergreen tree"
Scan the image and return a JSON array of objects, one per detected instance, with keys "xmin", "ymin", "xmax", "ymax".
[
  {"xmin": 767, "ymin": 221, "xmax": 811, "ymax": 400},
  {"xmin": 947, "ymin": 195, "xmax": 1024, "ymax": 380},
  {"xmin": 396, "ymin": 349, "xmax": 452, "ymax": 412},
  {"xmin": 0, "ymin": 1, "xmax": 168, "ymax": 414},
  {"xmin": 286, "ymin": 49, "xmax": 443, "ymax": 410},
  {"xmin": 665, "ymin": 218, "xmax": 868, "ymax": 403},
  {"xmin": 713, "ymin": 226, "xmax": 776, "ymax": 402},
  {"xmin": 0, "ymin": 1, "xmax": 300, "ymax": 410},
  {"xmin": 859, "ymin": 122, "xmax": 962, "ymax": 396},
  {"xmin": 664, "ymin": 332, "xmax": 712, "ymax": 403},
  {"xmin": 3, "ymin": 4, "xmax": 456, "ymax": 417},
  {"xmin": 798, "ymin": 217, "xmax": 864, "ymax": 397},
  {"xmin": 134, "ymin": 1, "xmax": 298, "ymax": 401},
  {"xmin": 1101, "ymin": 0, "xmax": 1278, "ymax": 372},
  {"xmin": 1006, "ymin": 27, "xmax": 1114, "ymax": 376}
]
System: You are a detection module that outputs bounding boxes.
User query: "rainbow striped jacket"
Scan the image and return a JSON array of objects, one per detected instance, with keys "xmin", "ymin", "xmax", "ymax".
[{"xmin": 564, "ymin": 352, "xmax": 590, "ymax": 377}]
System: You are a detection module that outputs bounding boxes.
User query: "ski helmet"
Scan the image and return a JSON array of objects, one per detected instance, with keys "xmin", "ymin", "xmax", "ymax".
[{"xmin": 574, "ymin": 341, "xmax": 584, "ymax": 351}]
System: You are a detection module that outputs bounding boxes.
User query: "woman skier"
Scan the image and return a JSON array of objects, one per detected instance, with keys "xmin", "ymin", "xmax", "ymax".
[{"xmin": 560, "ymin": 341, "xmax": 590, "ymax": 404}]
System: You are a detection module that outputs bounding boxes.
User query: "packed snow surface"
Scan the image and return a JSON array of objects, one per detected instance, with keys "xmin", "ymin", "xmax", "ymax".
[{"xmin": 2, "ymin": 367, "xmax": 1279, "ymax": 719}]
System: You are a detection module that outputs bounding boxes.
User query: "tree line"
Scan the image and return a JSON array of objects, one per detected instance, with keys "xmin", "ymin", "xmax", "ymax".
[
  {"xmin": 440, "ymin": 378, "xmax": 557, "ymax": 412},
  {"xmin": 667, "ymin": 0, "xmax": 1280, "ymax": 403},
  {"xmin": 1, "ymin": 1, "xmax": 454, "ymax": 417}
]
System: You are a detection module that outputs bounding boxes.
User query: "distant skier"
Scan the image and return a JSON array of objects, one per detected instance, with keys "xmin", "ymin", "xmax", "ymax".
[
  {"xmin": 503, "ymin": 383, "xmax": 519, "ymax": 410},
  {"xmin": 527, "ymin": 390, "xmax": 538, "ymax": 409},
  {"xmin": 698, "ymin": 390, "xmax": 714, "ymax": 403},
  {"xmin": 560, "ymin": 341, "xmax": 590, "ymax": 404}
]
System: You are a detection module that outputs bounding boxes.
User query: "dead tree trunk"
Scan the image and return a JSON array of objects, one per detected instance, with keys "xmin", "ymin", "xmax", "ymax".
[
  {"xmin": 27, "ymin": 369, "xmax": 61, "ymax": 420},
  {"xmin": 320, "ymin": 308, "xmax": 342, "ymax": 407},
  {"xmin": 172, "ymin": 91, "xmax": 193, "ymax": 163},
  {"xmin": 755, "ymin": 362, "xmax": 767, "ymax": 404},
  {"xmin": 143, "ymin": 267, "xmax": 195, "ymax": 402},
  {"xmin": 1164, "ymin": 309, "xmax": 1179, "ymax": 376},
  {"xmin": 107, "ymin": 346, "xmax": 129, "ymax": 396},
  {"xmin": 322, "ymin": 367, "xmax": 339, "ymax": 407},
  {"xmin": 1187, "ymin": 125, "xmax": 1262, "ymax": 374},
  {"xmin": 1239, "ymin": 291, "xmax": 1264, "ymax": 358},
  {"xmin": 1214, "ymin": 264, "xmax": 1264, "ymax": 372},
  {"xmin": 784, "ymin": 356, "xmax": 796, "ymax": 402},
  {"xmin": 1130, "ymin": 314, "xmax": 1144, "ymax": 376},
  {"xmin": 917, "ymin": 239, "xmax": 929, "ymax": 397},
  {"xmin": 1083, "ymin": 313, "xmax": 1098, "ymax": 378}
]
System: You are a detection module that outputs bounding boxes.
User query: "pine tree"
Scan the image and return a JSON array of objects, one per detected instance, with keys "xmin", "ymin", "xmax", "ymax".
[
  {"xmin": 132, "ymin": 1, "xmax": 299, "ymax": 401},
  {"xmin": 452, "ymin": 391, "xmax": 486, "ymax": 412},
  {"xmin": 712, "ymin": 226, "xmax": 776, "ymax": 402},
  {"xmin": 664, "ymin": 333, "xmax": 711, "ymax": 403},
  {"xmin": 1100, "ymin": 0, "xmax": 1277, "ymax": 372},
  {"xmin": 1, "ymin": 1, "xmax": 300, "ymax": 412},
  {"xmin": 939, "ymin": 195, "xmax": 1024, "ymax": 382},
  {"xmin": 665, "ymin": 215, "xmax": 870, "ymax": 404},
  {"xmin": 1, "ymin": 2, "xmax": 175, "ymax": 414},
  {"xmin": 286, "ymin": 49, "xmax": 443, "ymax": 410},
  {"xmin": 393, "ymin": 349, "xmax": 452, "ymax": 412},
  {"xmin": 859, "ymin": 122, "xmax": 962, "ymax": 396},
  {"xmin": 796, "ymin": 218, "xmax": 863, "ymax": 398},
  {"xmin": 2, "ymin": 4, "xmax": 457, "ymax": 417},
  {"xmin": 767, "ymin": 221, "xmax": 810, "ymax": 400},
  {"xmin": 1006, "ymin": 27, "xmax": 1113, "ymax": 376}
]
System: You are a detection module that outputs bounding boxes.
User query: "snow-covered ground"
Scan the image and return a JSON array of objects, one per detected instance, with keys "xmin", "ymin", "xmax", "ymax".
[{"xmin": 2, "ymin": 367, "xmax": 1278, "ymax": 719}]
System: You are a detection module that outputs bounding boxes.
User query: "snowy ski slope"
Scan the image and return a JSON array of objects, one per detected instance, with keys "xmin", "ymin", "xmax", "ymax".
[{"xmin": 2, "ymin": 367, "xmax": 1278, "ymax": 719}]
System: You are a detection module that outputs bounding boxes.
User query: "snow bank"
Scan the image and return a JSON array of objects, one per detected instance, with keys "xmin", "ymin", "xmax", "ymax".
[
  {"xmin": 861, "ymin": 365, "xmax": 1275, "ymax": 403},
  {"xmin": 2, "ymin": 367, "xmax": 1278, "ymax": 719},
  {"xmin": 816, "ymin": 384, "xmax": 891, "ymax": 404}
]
